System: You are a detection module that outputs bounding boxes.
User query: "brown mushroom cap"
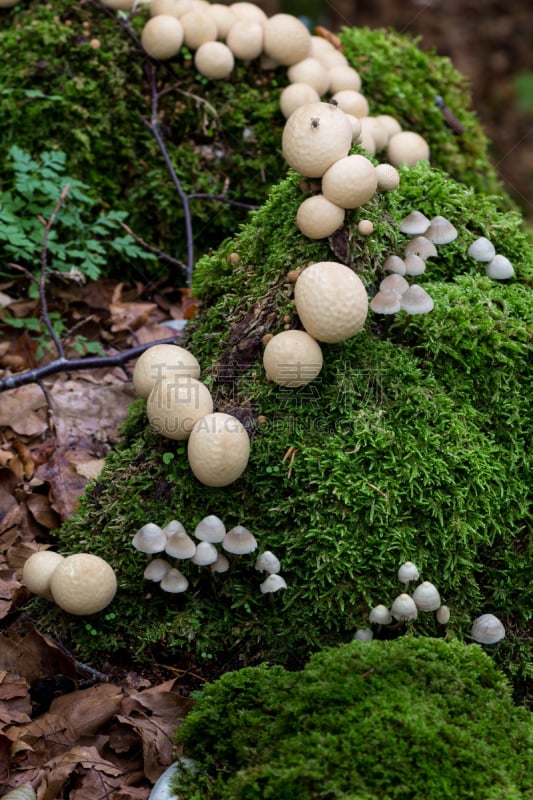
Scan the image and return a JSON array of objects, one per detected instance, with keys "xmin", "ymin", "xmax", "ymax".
[
  {"xmin": 22, "ymin": 550, "xmax": 65, "ymax": 600},
  {"xmin": 146, "ymin": 375, "xmax": 213, "ymax": 440},
  {"xmin": 294, "ymin": 261, "xmax": 368, "ymax": 343},
  {"xmin": 321, "ymin": 154, "xmax": 378, "ymax": 209},
  {"xmin": 263, "ymin": 13, "xmax": 311, "ymax": 66},
  {"xmin": 132, "ymin": 344, "xmax": 200, "ymax": 400},
  {"xmin": 50, "ymin": 554, "xmax": 117, "ymax": 615},
  {"xmin": 187, "ymin": 412, "xmax": 250, "ymax": 487},
  {"xmin": 141, "ymin": 15, "xmax": 184, "ymax": 60},
  {"xmin": 263, "ymin": 330, "xmax": 323, "ymax": 387},
  {"xmin": 281, "ymin": 101, "xmax": 353, "ymax": 178}
]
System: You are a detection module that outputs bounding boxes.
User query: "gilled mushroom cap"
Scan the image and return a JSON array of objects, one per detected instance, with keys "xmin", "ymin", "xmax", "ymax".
[
  {"xmin": 370, "ymin": 290, "xmax": 401, "ymax": 315},
  {"xmin": 412, "ymin": 580, "xmax": 441, "ymax": 612},
  {"xmin": 404, "ymin": 236, "xmax": 438, "ymax": 260},
  {"xmin": 400, "ymin": 285, "xmax": 434, "ymax": 315},
  {"xmin": 403, "ymin": 254, "xmax": 427, "ymax": 277},
  {"xmin": 132, "ymin": 523, "xmax": 167, "ymax": 554},
  {"xmin": 425, "ymin": 215, "xmax": 458, "ymax": 245},
  {"xmin": 471, "ymin": 613, "xmax": 506, "ymax": 644},
  {"xmin": 399, "ymin": 210, "xmax": 430, "ymax": 235},
  {"xmin": 379, "ymin": 274, "xmax": 409, "ymax": 295},
  {"xmin": 467, "ymin": 237, "xmax": 495, "ymax": 262},
  {"xmin": 160, "ymin": 568, "xmax": 189, "ymax": 593},
  {"xmin": 222, "ymin": 525, "xmax": 257, "ymax": 554},
  {"xmin": 368, "ymin": 604, "xmax": 393, "ymax": 625},
  {"xmin": 50, "ymin": 554, "xmax": 117, "ymax": 615},
  {"xmin": 163, "ymin": 519, "xmax": 187, "ymax": 537},
  {"xmin": 255, "ymin": 551, "xmax": 281, "ymax": 574},
  {"xmin": 144, "ymin": 559, "xmax": 172, "ymax": 582},
  {"xmin": 383, "ymin": 255, "xmax": 406, "ymax": 275},
  {"xmin": 165, "ymin": 530, "xmax": 197, "ymax": 559},
  {"xmin": 397, "ymin": 561, "xmax": 419, "ymax": 585},
  {"xmin": 210, "ymin": 553, "xmax": 230, "ymax": 573},
  {"xmin": 22, "ymin": 550, "xmax": 65, "ymax": 601},
  {"xmin": 353, "ymin": 628, "xmax": 373, "ymax": 641},
  {"xmin": 260, "ymin": 574, "xmax": 287, "ymax": 593},
  {"xmin": 194, "ymin": 514, "xmax": 226, "ymax": 543},
  {"xmin": 486, "ymin": 254, "xmax": 514, "ymax": 280},
  {"xmin": 390, "ymin": 593, "xmax": 418, "ymax": 622}
]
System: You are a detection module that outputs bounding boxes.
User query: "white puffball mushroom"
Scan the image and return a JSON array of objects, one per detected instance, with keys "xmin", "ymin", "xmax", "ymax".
[
  {"xmin": 387, "ymin": 131, "xmax": 430, "ymax": 167},
  {"xmin": 397, "ymin": 560, "xmax": 419, "ymax": 588},
  {"xmin": 281, "ymin": 101, "xmax": 353, "ymax": 178},
  {"xmin": 296, "ymin": 194, "xmax": 345, "ymax": 239},
  {"xmin": 399, "ymin": 211, "xmax": 430, "ymax": 235},
  {"xmin": 327, "ymin": 64, "xmax": 361, "ymax": 93},
  {"xmin": 280, "ymin": 83, "xmax": 320, "ymax": 119},
  {"xmin": 353, "ymin": 628, "xmax": 373, "ymax": 641},
  {"xmin": 194, "ymin": 514, "xmax": 226, "ymax": 543},
  {"xmin": 207, "ymin": 3, "xmax": 236, "ymax": 38},
  {"xmin": 226, "ymin": 19, "xmax": 263, "ymax": 61},
  {"xmin": 369, "ymin": 604, "xmax": 393, "ymax": 625},
  {"xmin": 345, "ymin": 113, "xmax": 362, "ymax": 144},
  {"xmin": 22, "ymin": 551, "xmax": 65, "ymax": 601},
  {"xmin": 357, "ymin": 219, "xmax": 374, "ymax": 236},
  {"xmin": 262, "ymin": 13, "xmax": 311, "ymax": 66},
  {"xmin": 194, "ymin": 41, "xmax": 234, "ymax": 79},
  {"xmin": 255, "ymin": 551, "xmax": 281, "ymax": 574},
  {"xmin": 471, "ymin": 613, "xmax": 506, "ymax": 645},
  {"xmin": 287, "ymin": 58, "xmax": 330, "ymax": 96},
  {"xmin": 187, "ymin": 412, "xmax": 250, "ymax": 487},
  {"xmin": 160, "ymin": 568, "xmax": 189, "ymax": 593},
  {"xmin": 467, "ymin": 237, "xmax": 495, "ymax": 262},
  {"xmin": 150, "ymin": 0, "xmax": 183, "ymax": 15},
  {"xmin": 229, "ymin": 1, "xmax": 267, "ymax": 23},
  {"xmin": 50, "ymin": 554, "xmax": 117, "ymax": 616},
  {"xmin": 132, "ymin": 344, "xmax": 200, "ymax": 400},
  {"xmin": 222, "ymin": 525, "xmax": 257, "ymax": 555},
  {"xmin": 436, "ymin": 605, "xmax": 451, "ymax": 625},
  {"xmin": 486, "ymin": 254, "xmax": 515, "ymax": 280},
  {"xmin": 375, "ymin": 163, "xmax": 400, "ymax": 192},
  {"xmin": 147, "ymin": 375, "xmax": 213, "ymax": 441},
  {"xmin": 375, "ymin": 114, "xmax": 402, "ymax": 139},
  {"xmin": 180, "ymin": 9, "xmax": 217, "ymax": 50},
  {"xmin": 359, "ymin": 117, "xmax": 389, "ymax": 152},
  {"xmin": 144, "ymin": 559, "xmax": 172, "ymax": 582},
  {"xmin": 321, "ymin": 154, "xmax": 378, "ymax": 209},
  {"xmin": 133, "ymin": 523, "xmax": 167, "ymax": 554},
  {"xmin": 294, "ymin": 261, "xmax": 369, "ymax": 343},
  {"xmin": 390, "ymin": 593, "xmax": 418, "ymax": 622},
  {"xmin": 191, "ymin": 541, "xmax": 219, "ymax": 566},
  {"xmin": 330, "ymin": 89, "xmax": 369, "ymax": 118},
  {"xmin": 412, "ymin": 581, "xmax": 441, "ymax": 612},
  {"xmin": 263, "ymin": 330, "xmax": 323, "ymax": 387},
  {"xmin": 260, "ymin": 574, "xmax": 287, "ymax": 593},
  {"xmin": 141, "ymin": 15, "xmax": 184, "ymax": 60},
  {"xmin": 400, "ymin": 284, "xmax": 434, "ymax": 315},
  {"xmin": 425, "ymin": 215, "xmax": 458, "ymax": 245}
]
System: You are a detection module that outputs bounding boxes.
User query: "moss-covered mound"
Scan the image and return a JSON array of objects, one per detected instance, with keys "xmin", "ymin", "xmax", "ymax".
[
  {"xmin": 34, "ymin": 159, "xmax": 532, "ymax": 698},
  {"xmin": 0, "ymin": 1, "xmax": 509, "ymax": 276},
  {"xmin": 173, "ymin": 637, "xmax": 533, "ymax": 800}
]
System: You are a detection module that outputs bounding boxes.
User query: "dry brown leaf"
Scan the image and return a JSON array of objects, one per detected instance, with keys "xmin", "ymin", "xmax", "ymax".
[
  {"xmin": 25, "ymin": 493, "xmax": 60, "ymax": 531},
  {"xmin": 115, "ymin": 715, "xmax": 174, "ymax": 783},
  {"xmin": 37, "ymin": 743, "xmax": 121, "ymax": 800},
  {"xmin": 0, "ymin": 671, "xmax": 32, "ymax": 726},
  {"xmin": 48, "ymin": 684, "xmax": 124, "ymax": 737},
  {"xmin": 74, "ymin": 458, "xmax": 105, "ymax": 482},
  {"xmin": 121, "ymin": 679, "xmax": 194, "ymax": 723},
  {"xmin": 0, "ymin": 385, "xmax": 48, "ymax": 437},
  {"xmin": 0, "ymin": 624, "xmax": 78, "ymax": 687}
]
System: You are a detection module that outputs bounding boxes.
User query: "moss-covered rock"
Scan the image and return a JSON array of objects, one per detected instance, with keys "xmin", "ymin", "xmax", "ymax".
[
  {"xmin": 173, "ymin": 637, "xmax": 533, "ymax": 800},
  {"xmin": 0, "ymin": 1, "xmax": 510, "ymax": 277},
  {"xmin": 32, "ymin": 159, "xmax": 532, "ymax": 700}
]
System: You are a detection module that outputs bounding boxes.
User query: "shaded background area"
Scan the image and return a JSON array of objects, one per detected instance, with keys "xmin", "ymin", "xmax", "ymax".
[{"xmin": 263, "ymin": 0, "xmax": 533, "ymax": 223}]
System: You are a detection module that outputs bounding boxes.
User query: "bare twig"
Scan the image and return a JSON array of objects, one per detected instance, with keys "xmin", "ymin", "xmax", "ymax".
[
  {"xmin": 119, "ymin": 221, "xmax": 188, "ymax": 270},
  {"xmin": 39, "ymin": 184, "xmax": 71, "ymax": 360}
]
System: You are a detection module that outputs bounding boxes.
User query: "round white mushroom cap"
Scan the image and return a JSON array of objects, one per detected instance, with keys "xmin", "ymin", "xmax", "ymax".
[
  {"xmin": 370, "ymin": 290, "xmax": 401, "ymax": 315},
  {"xmin": 390, "ymin": 593, "xmax": 418, "ymax": 622},
  {"xmin": 412, "ymin": 580, "xmax": 441, "ymax": 612},
  {"xmin": 146, "ymin": 375, "xmax": 213, "ymax": 441},
  {"xmin": 387, "ymin": 131, "xmax": 430, "ymax": 167},
  {"xmin": 425, "ymin": 215, "xmax": 458, "ymax": 245},
  {"xmin": 296, "ymin": 194, "xmax": 345, "ymax": 240},
  {"xmin": 375, "ymin": 163, "xmax": 400, "ymax": 192},
  {"xmin": 262, "ymin": 13, "xmax": 311, "ymax": 66},
  {"xmin": 141, "ymin": 15, "xmax": 184, "ymax": 60},
  {"xmin": 368, "ymin": 604, "xmax": 393, "ymax": 625},
  {"xmin": 187, "ymin": 412, "xmax": 250, "ymax": 487},
  {"xmin": 194, "ymin": 41, "xmax": 234, "ymax": 80},
  {"xmin": 191, "ymin": 541, "xmax": 219, "ymax": 566},
  {"xmin": 50, "ymin": 553, "xmax": 117, "ymax": 615},
  {"xmin": 255, "ymin": 551, "xmax": 281, "ymax": 574},
  {"xmin": 133, "ymin": 523, "xmax": 167, "ymax": 554},
  {"xmin": 222, "ymin": 525, "xmax": 257, "ymax": 555},
  {"xmin": 471, "ymin": 613, "xmax": 506, "ymax": 644},
  {"xmin": 403, "ymin": 254, "xmax": 427, "ymax": 277},
  {"xmin": 260, "ymin": 574, "xmax": 287, "ymax": 593},
  {"xmin": 22, "ymin": 550, "xmax": 65, "ymax": 601},
  {"xmin": 165, "ymin": 530, "xmax": 197, "ymax": 559},
  {"xmin": 160, "ymin": 568, "xmax": 189, "ymax": 593},
  {"xmin": 263, "ymin": 330, "xmax": 323, "ymax": 387},
  {"xmin": 281, "ymin": 101, "xmax": 353, "ymax": 178},
  {"xmin": 397, "ymin": 561, "xmax": 419, "ymax": 586},
  {"xmin": 467, "ymin": 237, "xmax": 495, "ymax": 262},
  {"xmin": 485, "ymin": 254, "xmax": 514, "ymax": 280},
  {"xmin": 132, "ymin": 344, "xmax": 200, "ymax": 400},
  {"xmin": 321, "ymin": 153, "xmax": 378, "ymax": 210},
  {"xmin": 353, "ymin": 628, "xmax": 373, "ymax": 641},
  {"xmin": 404, "ymin": 236, "xmax": 438, "ymax": 260},
  {"xmin": 279, "ymin": 83, "xmax": 320, "ymax": 120},
  {"xmin": 194, "ymin": 514, "xmax": 226, "ymax": 543},
  {"xmin": 180, "ymin": 9, "xmax": 218, "ymax": 50},
  {"xmin": 226, "ymin": 19, "xmax": 263, "ymax": 61},
  {"xmin": 287, "ymin": 58, "xmax": 330, "ymax": 96}
]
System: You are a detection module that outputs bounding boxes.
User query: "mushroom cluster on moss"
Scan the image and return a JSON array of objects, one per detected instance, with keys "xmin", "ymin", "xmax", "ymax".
[{"xmin": 132, "ymin": 516, "xmax": 286, "ymax": 595}]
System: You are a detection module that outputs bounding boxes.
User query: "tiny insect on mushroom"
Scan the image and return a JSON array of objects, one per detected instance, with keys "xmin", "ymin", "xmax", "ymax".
[
  {"xmin": 144, "ymin": 559, "xmax": 172, "ymax": 582},
  {"xmin": 141, "ymin": 15, "xmax": 185, "ymax": 60},
  {"xmin": 260, "ymin": 574, "xmax": 287, "ymax": 593},
  {"xmin": 397, "ymin": 561, "xmax": 419, "ymax": 589},
  {"xmin": 194, "ymin": 41, "xmax": 235, "ymax": 80},
  {"xmin": 50, "ymin": 553, "xmax": 117, "ymax": 616},
  {"xmin": 369, "ymin": 604, "xmax": 393, "ymax": 625},
  {"xmin": 399, "ymin": 210, "xmax": 431, "ymax": 235},
  {"xmin": 263, "ymin": 330, "xmax": 323, "ymax": 387},
  {"xmin": 132, "ymin": 344, "xmax": 201, "ymax": 400},
  {"xmin": 400, "ymin": 284, "xmax": 434, "ymax": 314},
  {"xmin": 187, "ymin": 412, "xmax": 250, "ymax": 487},
  {"xmin": 471, "ymin": 613, "xmax": 506, "ymax": 645},
  {"xmin": 404, "ymin": 236, "xmax": 438, "ymax": 260},
  {"xmin": 281, "ymin": 101, "xmax": 353, "ymax": 178},
  {"xmin": 132, "ymin": 523, "xmax": 167, "ymax": 554},
  {"xmin": 160, "ymin": 568, "xmax": 189, "ymax": 593},
  {"xmin": 467, "ymin": 237, "xmax": 495, "ymax": 262},
  {"xmin": 255, "ymin": 551, "xmax": 281, "ymax": 574},
  {"xmin": 296, "ymin": 194, "xmax": 345, "ymax": 240},
  {"xmin": 412, "ymin": 581, "xmax": 441, "ymax": 612},
  {"xmin": 22, "ymin": 550, "xmax": 65, "ymax": 601},
  {"xmin": 222, "ymin": 525, "xmax": 257, "ymax": 555},
  {"xmin": 194, "ymin": 514, "xmax": 226, "ymax": 543},
  {"xmin": 485, "ymin": 254, "xmax": 515, "ymax": 280},
  {"xmin": 425, "ymin": 215, "xmax": 458, "ymax": 245},
  {"xmin": 390, "ymin": 593, "xmax": 418, "ymax": 622},
  {"xmin": 330, "ymin": 89, "xmax": 369, "ymax": 118}
]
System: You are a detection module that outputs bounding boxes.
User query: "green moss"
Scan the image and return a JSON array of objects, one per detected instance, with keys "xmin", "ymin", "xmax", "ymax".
[
  {"xmin": 32, "ymin": 162, "xmax": 532, "ymax": 703},
  {"xmin": 0, "ymin": 3, "xmax": 515, "ymax": 279},
  {"xmin": 174, "ymin": 638, "xmax": 533, "ymax": 800}
]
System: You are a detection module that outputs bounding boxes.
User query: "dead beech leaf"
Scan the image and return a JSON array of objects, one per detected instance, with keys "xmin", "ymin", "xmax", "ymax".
[
  {"xmin": 115, "ymin": 715, "xmax": 174, "ymax": 783},
  {"xmin": 0, "ymin": 624, "xmax": 78, "ymax": 685},
  {"xmin": 121, "ymin": 678, "xmax": 194, "ymax": 723},
  {"xmin": 25, "ymin": 494, "xmax": 60, "ymax": 531},
  {"xmin": 74, "ymin": 459, "xmax": 105, "ymax": 482},
  {"xmin": 38, "ymin": 744, "xmax": 122, "ymax": 800},
  {"xmin": 109, "ymin": 300, "xmax": 158, "ymax": 333},
  {"xmin": 0, "ymin": 385, "xmax": 48, "ymax": 437},
  {"xmin": 48, "ymin": 683, "xmax": 124, "ymax": 737},
  {"xmin": 0, "ymin": 671, "xmax": 32, "ymax": 726}
]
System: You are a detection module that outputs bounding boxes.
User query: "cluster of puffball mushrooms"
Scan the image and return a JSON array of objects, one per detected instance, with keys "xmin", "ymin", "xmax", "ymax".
[
  {"xmin": 353, "ymin": 560, "xmax": 506, "ymax": 647},
  {"xmin": 132, "ymin": 516, "xmax": 287, "ymax": 594}
]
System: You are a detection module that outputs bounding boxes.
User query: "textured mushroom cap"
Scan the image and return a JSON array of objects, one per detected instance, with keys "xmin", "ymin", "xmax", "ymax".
[
  {"xmin": 471, "ymin": 613, "xmax": 506, "ymax": 644},
  {"xmin": 359, "ymin": 117, "xmax": 389, "ymax": 152},
  {"xmin": 263, "ymin": 330, "xmax": 323, "ymax": 387},
  {"xmin": 255, "ymin": 551, "xmax": 281, "ymax": 574},
  {"xmin": 187, "ymin": 412, "xmax": 250, "ymax": 487},
  {"xmin": 281, "ymin": 102, "xmax": 353, "ymax": 178},
  {"xmin": 194, "ymin": 41, "xmax": 234, "ymax": 79},
  {"xmin": 207, "ymin": 3, "xmax": 236, "ymax": 38},
  {"xmin": 368, "ymin": 604, "xmax": 393, "ymax": 625},
  {"xmin": 165, "ymin": 530, "xmax": 197, "ymax": 559},
  {"xmin": 387, "ymin": 131, "xmax": 430, "ymax": 167},
  {"xmin": 397, "ymin": 561, "xmax": 419, "ymax": 584},
  {"xmin": 330, "ymin": 89, "xmax": 369, "ymax": 118},
  {"xmin": 327, "ymin": 64, "xmax": 361, "ymax": 93},
  {"xmin": 22, "ymin": 550, "xmax": 65, "ymax": 600},
  {"xmin": 180, "ymin": 10, "xmax": 217, "ymax": 49},
  {"xmin": 425, "ymin": 215, "xmax": 458, "ymax": 245},
  {"xmin": 191, "ymin": 541, "xmax": 219, "ymax": 565},
  {"xmin": 260, "ymin": 573, "xmax": 287, "ymax": 593},
  {"xmin": 399, "ymin": 210, "xmax": 430, "ymax": 235},
  {"xmin": 436, "ymin": 605, "xmax": 451, "ymax": 625},
  {"xmin": 161, "ymin": 568, "xmax": 189, "ymax": 593},
  {"xmin": 287, "ymin": 58, "xmax": 330, "ymax": 96},
  {"xmin": 144, "ymin": 559, "xmax": 172, "ymax": 582},
  {"xmin": 147, "ymin": 375, "xmax": 213, "ymax": 441},
  {"xmin": 263, "ymin": 14, "xmax": 311, "ymax": 66},
  {"xmin": 486, "ymin": 254, "xmax": 515, "ymax": 280},
  {"xmin": 375, "ymin": 163, "xmax": 400, "ymax": 192},
  {"xmin": 412, "ymin": 580, "xmax": 441, "ymax": 611},
  {"xmin": 294, "ymin": 262, "xmax": 368, "ymax": 343},
  {"xmin": 132, "ymin": 344, "xmax": 200, "ymax": 400},
  {"xmin": 390, "ymin": 593, "xmax": 418, "ymax": 622},
  {"xmin": 375, "ymin": 114, "xmax": 402, "ymax": 138},
  {"xmin": 404, "ymin": 254, "xmax": 427, "ymax": 276},
  {"xmin": 141, "ymin": 15, "xmax": 184, "ymax": 60},
  {"xmin": 296, "ymin": 194, "xmax": 345, "ymax": 239},
  {"xmin": 380, "ymin": 274, "xmax": 409, "ymax": 295},
  {"xmin": 322, "ymin": 154, "xmax": 378, "ymax": 210},
  {"xmin": 50, "ymin": 554, "xmax": 117, "ymax": 615},
  {"xmin": 467, "ymin": 237, "xmax": 496, "ymax": 262},
  {"xmin": 223, "ymin": 525, "xmax": 257, "ymax": 554},
  {"xmin": 132, "ymin": 523, "xmax": 167, "ymax": 553},
  {"xmin": 400, "ymin": 284, "xmax": 434, "ymax": 315},
  {"xmin": 370, "ymin": 290, "xmax": 401, "ymax": 315},
  {"xmin": 279, "ymin": 83, "xmax": 320, "ymax": 119},
  {"xmin": 383, "ymin": 255, "xmax": 406, "ymax": 275},
  {"xmin": 229, "ymin": 1, "xmax": 267, "ymax": 22},
  {"xmin": 195, "ymin": 514, "xmax": 227, "ymax": 543},
  {"xmin": 226, "ymin": 19, "xmax": 263, "ymax": 61}
]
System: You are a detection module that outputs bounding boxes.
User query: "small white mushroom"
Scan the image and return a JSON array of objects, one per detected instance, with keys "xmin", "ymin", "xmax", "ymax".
[
  {"xmin": 353, "ymin": 628, "xmax": 373, "ymax": 641},
  {"xmin": 370, "ymin": 290, "xmax": 401, "ymax": 315},
  {"xmin": 390, "ymin": 593, "xmax": 418, "ymax": 622},
  {"xmin": 403, "ymin": 254, "xmax": 427, "ymax": 276},
  {"xmin": 222, "ymin": 525, "xmax": 257, "ymax": 554},
  {"xmin": 379, "ymin": 274, "xmax": 409, "ymax": 295},
  {"xmin": 400, "ymin": 285, "xmax": 434, "ymax": 315},
  {"xmin": 425, "ymin": 215, "xmax": 458, "ymax": 245},
  {"xmin": 397, "ymin": 561, "xmax": 419, "ymax": 588},
  {"xmin": 165, "ymin": 529, "xmax": 197, "ymax": 559},
  {"xmin": 255, "ymin": 551, "xmax": 281, "ymax": 574},
  {"xmin": 485, "ymin": 254, "xmax": 514, "ymax": 280},
  {"xmin": 287, "ymin": 58, "xmax": 330, "ymax": 96},
  {"xmin": 187, "ymin": 412, "xmax": 250, "ymax": 487},
  {"xmin": 330, "ymin": 89, "xmax": 369, "ymax": 118},
  {"xmin": 383, "ymin": 255, "xmax": 406, "ymax": 275},
  {"xmin": 368, "ymin": 604, "xmax": 393, "ymax": 625},
  {"xmin": 436, "ymin": 605, "xmax": 451, "ymax": 625},
  {"xmin": 132, "ymin": 523, "xmax": 167, "ymax": 554},
  {"xmin": 160, "ymin": 568, "xmax": 189, "ymax": 593},
  {"xmin": 194, "ymin": 515, "xmax": 226, "ymax": 543},
  {"xmin": 191, "ymin": 541, "xmax": 219, "ymax": 566},
  {"xmin": 194, "ymin": 40, "xmax": 234, "ymax": 80},
  {"xmin": 279, "ymin": 83, "xmax": 320, "ymax": 119},
  {"xmin": 262, "ymin": 13, "xmax": 311, "ymax": 66},
  {"xmin": 144, "ymin": 559, "xmax": 172, "ymax": 582},
  {"xmin": 471, "ymin": 613, "xmax": 506, "ymax": 644},
  {"xmin": 22, "ymin": 550, "xmax": 65, "ymax": 601},
  {"xmin": 467, "ymin": 237, "xmax": 495, "ymax": 262},
  {"xmin": 141, "ymin": 15, "xmax": 184, "ymax": 60},
  {"xmin": 399, "ymin": 211, "xmax": 430, "ymax": 235},
  {"xmin": 412, "ymin": 580, "xmax": 441, "ymax": 612},
  {"xmin": 263, "ymin": 330, "xmax": 323, "ymax": 387},
  {"xmin": 281, "ymin": 101, "xmax": 353, "ymax": 179},
  {"xmin": 210, "ymin": 553, "xmax": 230, "ymax": 573},
  {"xmin": 50, "ymin": 554, "xmax": 117, "ymax": 616},
  {"xmin": 375, "ymin": 163, "xmax": 400, "ymax": 192},
  {"xmin": 404, "ymin": 236, "xmax": 438, "ymax": 260},
  {"xmin": 226, "ymin": 19, "xmax": 263, "ymax": 61},
  {"xmin": 296, "ymin": 194, "xmax": 345, "ymax": 240},
  {"xmin": 387, "ymin": 131, "xmax": 430, "ymax": 167},
  {"xmin": 327, "ymin": 64, "xmax": 361, "ymax": 93},
  {"xmin": 260, "ymin": 574, "xmax": 287, "ymax": 593}
]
